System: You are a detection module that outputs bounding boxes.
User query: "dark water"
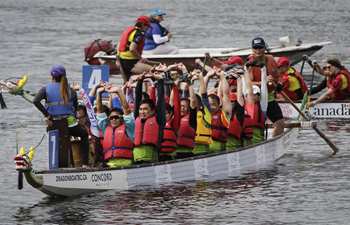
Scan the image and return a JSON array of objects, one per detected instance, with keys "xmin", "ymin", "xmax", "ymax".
[{"xmin": 1, "ymin": 0, "xmax": 350, "ymax": 224}]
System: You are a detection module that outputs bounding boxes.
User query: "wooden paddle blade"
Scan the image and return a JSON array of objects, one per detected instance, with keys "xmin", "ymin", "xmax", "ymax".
[
  {"xmin": 18, "ymin": 171, "xmax": 23, "ymax": 190},
  {"xmin": 313, "ymin": 126, "xmax": 339, "ymax": 155}
]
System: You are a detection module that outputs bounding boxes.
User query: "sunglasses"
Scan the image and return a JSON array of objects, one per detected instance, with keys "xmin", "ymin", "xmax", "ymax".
[
  {"xmin": 323, "ymin": 66, "xmax": 331, "ymax": 70},
  {"xmin": 109, "ymin": 115, "xmax": 121, "ymax": 120}
]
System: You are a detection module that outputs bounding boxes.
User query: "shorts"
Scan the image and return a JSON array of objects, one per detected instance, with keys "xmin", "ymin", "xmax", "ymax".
[
  {"xmin": 118, "ymin": 58, "xmax": 139, "ymax": 80},
  {"xmin": 267, "ymin": 100, "xmax": 283, "ymax": 123}
]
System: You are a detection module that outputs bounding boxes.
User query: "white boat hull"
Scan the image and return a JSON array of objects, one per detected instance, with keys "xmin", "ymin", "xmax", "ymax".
[{"xmin": 27, "ymin": 129, "xmax": 298, "ymax": 197}]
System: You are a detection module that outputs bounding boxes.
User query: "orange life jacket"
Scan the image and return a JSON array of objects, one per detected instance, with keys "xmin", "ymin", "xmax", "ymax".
[
  {"xmin": 118, "ymin": 26, "xmax": 144, "ymax": 55},
  {"xmin": 228, "ymin": 114, "xmax": 243, "ymax": 140},
  {"xmin": 211, "ymin": 110, "xmax": 228, "ymax": 142},
  {"xmin": 102, "ymin": 124, "xmax": 134, "ymax": 160},
  {"xmin": 243, "ymin": 103, "xmax": 265, "ymax": 139},
  {"xmin": 177, "ymin": 114, "xmax": 195, "ymax": 148},
  {"xmin": 160, "ymin": 119, "xmax": 177, "ymax": 153},
  {"xmin": 134, "ymin": 116, "xmax": 159, "ymax": 147}
]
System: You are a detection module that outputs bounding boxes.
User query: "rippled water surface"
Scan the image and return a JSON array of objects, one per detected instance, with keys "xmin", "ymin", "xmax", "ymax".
[{"xmin": 1, "ymin": 0, "xmax": 350, "ymax": 224}]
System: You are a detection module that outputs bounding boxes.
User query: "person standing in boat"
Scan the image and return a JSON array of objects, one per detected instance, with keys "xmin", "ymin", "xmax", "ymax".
[
  {"xmin": 95, "ymin": 84, "xmax": 135, "ymax": 168},
  {"xmin": 133, "ymin": 72, "xmax": 165, "ymax": 163},
  {"xmin": 117, "ymin": 16, "xmax": 153, "ymax": 82},
  {"xmin": 143, "ymin": 8, "xmax": 178, "ymax": 55},
  {"xmin": 33, "ymin": 65, "xmax": 89, "ymax": 168},
  {"xmin": 276, "ymin": 56, "xmax": 308, "ymax": 101},
  {"xmin": 247, "ymin": 37, "xmax": 285, "ymax": 137},
  {"xmin": 308, "ymin": 58, "xmax": 350, "ymax": 106}
]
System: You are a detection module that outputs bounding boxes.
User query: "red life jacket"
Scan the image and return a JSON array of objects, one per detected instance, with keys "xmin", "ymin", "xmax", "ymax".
[
  {"xmin": 326, "ymin": 69, "xmax": 350, "ymax": 100},
  {"xmin": 160, "ymin": 119, "xmax": 177, "ymax": 153},
  {"xmin": 211, "ymin": 110, "xmax": 228, "ymax": 142},
  {"xmin": 134, "ymin": 116, "xmax": 159, "ymax": 147},
  {"xmin": 177, "ymin": 114, "xmax": 196, "ymax": 148},
  {"xmin": 247, "ymin": 54, "xmax": 278, "ymax": 83},
  {"xmin": 102, "ymin": 124, "xmax": 134, "ymax": 160},
  {"xmin": 118, "ymin": 26, "xmax": 144, "ymax": 55},
  {"xmin": 243, "ymin": 103, "xmax": 265, "ymax": 139},
  {"xmin": 281, "ymin": 67, "xmax": 308, "ymax": 100},
  {"xmin": 228, "ymin": 114, "xmax": 243, "ymax": 140}
]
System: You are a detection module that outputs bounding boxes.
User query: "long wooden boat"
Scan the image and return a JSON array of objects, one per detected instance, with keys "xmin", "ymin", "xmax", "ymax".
[
  {"xmin": 279, "ymin": 101, "xmax": 350, "ymax": 120},
  {"xmin": 98, "ymin": 41, "xmax": 331, "ymax": 70},
  {"xmin": 16, "ymin": 128, "xmax": 298, "ymax": 197}
]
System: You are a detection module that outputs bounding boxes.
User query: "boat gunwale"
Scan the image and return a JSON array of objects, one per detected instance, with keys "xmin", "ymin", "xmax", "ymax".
[{"xmin": 36, "ymin": 128, "xmax": 293, "ymax": 175}]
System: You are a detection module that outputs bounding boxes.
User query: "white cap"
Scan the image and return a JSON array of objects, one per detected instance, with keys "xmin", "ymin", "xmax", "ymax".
[{"xmin": 252, "ymin": 85, "xmax": 260, "ymax": 95}]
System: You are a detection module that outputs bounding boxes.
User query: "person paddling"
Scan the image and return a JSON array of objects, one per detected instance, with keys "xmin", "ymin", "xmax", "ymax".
[
  {"xmin": 276, "ymin": 56, "xmax": 308, "ymax": 101},
  {"xmin": 33, "ymin": 65, "xmax": 89, "ymax": 168},
  {"xmin": 308, "ymin": 58, "xmax": 350, "ymax": 106},
  {"xmin": 117, "ymin": 16, "xmax": 153, "ymax": 82},
  {"xmin": 143, "ymin": 8, "xmax": 178, "ymax": 55}
]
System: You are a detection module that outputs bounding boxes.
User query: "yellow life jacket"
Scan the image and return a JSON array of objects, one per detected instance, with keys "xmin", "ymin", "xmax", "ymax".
[
  {"xmin": 117, "ymin": 29, "xmax": 140, "ymax": 60},
  {"xmin": 195, "ymin": 107, "xmax": 213, "ymax": 145},
  {"xmin": 340, "ymin": 74, "xmax": 348, "ymax": 90}
]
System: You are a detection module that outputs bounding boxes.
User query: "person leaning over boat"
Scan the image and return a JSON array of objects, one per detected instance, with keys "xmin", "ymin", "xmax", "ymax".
[
  {"xmin": 205, "ymin": 68, "xmax": 232, "ymax": 152},
  {"xmin": 117, "ymin": 16, "xmax": 153, "ymax": 82},
  {"xmin": 247, "ymin": 37, "xmax": 285, "ymax": 137},
  {"xmin": 95, "ymin": 84, "xmax": 135, "ymax": 168},
  {"xmin": 33, "ymin": 65, "xmax": 89, "ymax": 168},
  {"xmin": 308, "ymin": 58, "xmax": 350, "ymax": 107},
  {"xmin": 276, "ymin": 56, "xmax": 308, "ymax": 101},
  {"xmin": 242, "ymin": 67, "xmax": 265, "ymax": 145},
  {"xmin": 143, "ymin": 8, "xmax": 178, "ymax": 55},
  {"xmin": 133, "ymin": 72, "xmax": 165, "ymax": 163}
]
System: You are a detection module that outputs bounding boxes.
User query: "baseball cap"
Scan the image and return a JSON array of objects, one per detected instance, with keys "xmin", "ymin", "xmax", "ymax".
[
  {"xmin": 277, "ymin": 56, "xmax": 290, "ymax": 68},
  {"xmin": 252, "ymin": 37, "xmax": 266, "ymax": 49},
  {"xmin": 222, "ymin": 56, "xmax": 244, "ymax": 65},
  {"xmin": 150, "ymin": 8, "xmax": 166, "ymax": 17},
  {"xmin": 50, "ymin": 65, "xmax": 66, "ymax": 77}
]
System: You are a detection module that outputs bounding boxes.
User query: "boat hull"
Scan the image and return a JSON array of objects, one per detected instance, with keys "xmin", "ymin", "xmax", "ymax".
[{"xmin": 27, "ymin": 128, "xmax": 298, "ymax": 197}]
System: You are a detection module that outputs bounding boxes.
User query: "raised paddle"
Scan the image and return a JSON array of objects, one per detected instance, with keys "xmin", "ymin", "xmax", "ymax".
[{"xmin": 279, "ymin": 89, "xmax": 339, "ymax": 155}]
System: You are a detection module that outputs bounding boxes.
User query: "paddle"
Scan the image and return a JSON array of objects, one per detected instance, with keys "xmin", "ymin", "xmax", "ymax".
[
  {"xmin": 278, "ymin": 89, "xmax": 339, "ymax": 155},
  {"xmin": 221, "ymin": 47, "xmax": 251, "ymax": 54},
  {"xmin": 0, "ymin": 92, "xmax": 6, "ymax": 109}
]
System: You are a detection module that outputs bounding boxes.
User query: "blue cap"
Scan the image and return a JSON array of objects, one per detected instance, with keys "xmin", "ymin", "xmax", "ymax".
[
  {"xmin": 252, "ymin": 37, "xmax": 266, "ymax": 49},
  {"xmin": 50, "ymin": 65, "xmax": 66, "ymax": 77},
  {"xmin": 150, "ymin": 8, "xmax": 166, "ymax": 17}
]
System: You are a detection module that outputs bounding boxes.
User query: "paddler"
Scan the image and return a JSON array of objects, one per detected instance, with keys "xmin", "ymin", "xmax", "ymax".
[
  {"xmin": 95, "ymin": 84, "xmax": 135, "ymax": 168},
  {"xmin": 309, "ymin": 58, "xmax": 350, "ymax": 106},
  {"xmin": 207, "ymin": 67, "xmax": 232, "ymax": 152},
  {"xmin": 117, "ymin": 16, "xmax": 153, "ymax": 82},
  {"xmin": 276, "ymin": 56, "xmax": 308, "ymax": 101},
  {"xmin": 247, "ymin": 37, "xmax": 285, "ymax": 137},
  {"xmin": 143, "ymin": 8, "xmax": 178, "ymax": 55},
  {"xmin": 33, "ymin": 65, "xmax": 89, "ymax": 168},
  {"xmin": 133, "ymin": 72, "xmax": 165, "ymax": 163}
]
